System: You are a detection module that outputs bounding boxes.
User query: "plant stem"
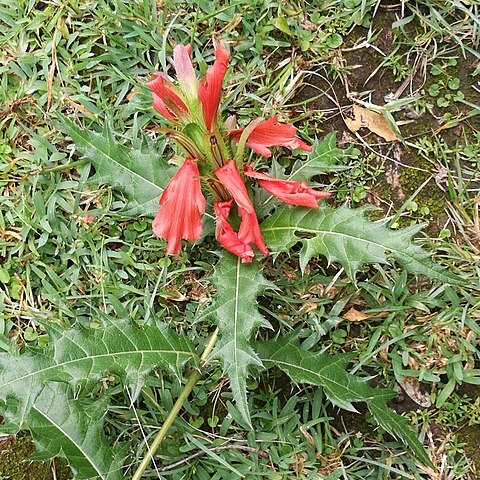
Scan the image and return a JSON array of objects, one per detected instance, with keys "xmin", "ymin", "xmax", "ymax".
[
  {"xmin": 132, "ymin": 328, "xmax": 219, "ymax": 480},
  {"xmin": 40, "ymin": 159, "xmax": 87, "ymax": 173}
]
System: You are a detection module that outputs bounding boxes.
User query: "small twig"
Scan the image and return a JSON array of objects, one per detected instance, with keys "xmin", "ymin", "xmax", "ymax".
[
  {"xmin": 324, "ymin": 268, "xmax": 344, "ymax": 295},
  {"xmin": 351, "ymin": 131, "xmax": 429, "ymax": 171},
  {"xmin": 384, "ymin": 58, "xmax": 423, "ymax": 102},
  {"xmin": 155, "ymin": 444, "xmax": 270, "ymax": 472},
  {"xmin": 473, "ymin": 198, "xmax": 480, "ymax": 238}
]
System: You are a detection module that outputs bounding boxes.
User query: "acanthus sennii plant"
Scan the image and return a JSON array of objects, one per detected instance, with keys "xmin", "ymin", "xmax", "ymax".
[{"xmin": 0, "ymin": 38, "xmax": 464, "ymax": 478}]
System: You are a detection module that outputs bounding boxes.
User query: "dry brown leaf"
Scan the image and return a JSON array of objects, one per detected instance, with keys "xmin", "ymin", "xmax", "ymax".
[
  {"xmin": 292, "ymin": 453, "xmax": 306, "ymax": 476},
  {"xmin": 67, "ymin": 99, "xmax": 95, "ymax": 119},
  {"xmin": 379, "ymin": 347, "xmax": 390, "ymax": 362},
  {"xmin": 300, "ymin": 302, "xmax": 318, "ymax": 314},
  {"xmin": 126, "ymin": 87, "xmax": 137, "ymax": 101},
  {"xmin": 342, "ymin": 307, "xmax": 371, "ymax": 322},
  {"xmin": 300, "ymin": 425, "xmax": 316, "ymax": 449},
  {"xmin": 221, "ymin": 13, "xmax": 242, "ymax": 33},
  {"xmin": 344, "ymin": 104, "xmax": 398, "ymax": 141},
  {"xmin": 399, "ymin": 377, "xmax": 432, "ymax": 407},
  {"xmin": 47, "ymin": 31, "xmax": 58, "ymax": 109}
]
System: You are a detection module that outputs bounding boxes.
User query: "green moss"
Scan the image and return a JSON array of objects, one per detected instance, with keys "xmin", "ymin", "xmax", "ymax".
[
  {"xmin": 459, "ymin": 424, "xmax": 480, "ymax": 474},
  {"xmin": 0, "ymin": 432, "xmax": 72, "ymax": 480},
  {"xmin": 398, "ymin": 115, "xmax": 433, "ymax": 139},
  {"xmin": 368, "ymin": 182, "xmax": 396, "ymax": 221},
  {"xmin": 397, "ymin": 150, "xmax": 447, "ymax": 234}
]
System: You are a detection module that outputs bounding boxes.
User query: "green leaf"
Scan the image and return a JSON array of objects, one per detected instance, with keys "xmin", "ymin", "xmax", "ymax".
[
  {"xmin": 368, "ymin": 398, "xmax": 432, "ymax": 466},
  {"xmin": 428, "ymin": 83, "xmax": 440, "ymax": 97},
  {"xmin": 326, "ymin": 33, "xmax": 343, "ymax": 49},
  {"xmin": 437, "ymin": 97, "xmax": 450, "ymax": 108},
  {"xmin": 289, "ymin": 132, "xmax": 352, "ymax": 181},
  {"xmin": 256, "ymin": 335, "xmax": 432, "ymax": 466},
  {"xmin": 261, "ymin": 204, "xmax": 463, "ymax": 285},
  {"xmin": 447, "ymin": 77, "xmax": 460, "ymax": 90},
  {"xmin": 273, "ymin": 16, "xmax": 293, "ymax": 36},
  {"xmin": 60, "ymin": 115, "xmax": 174, "ymax": 216},
  {"xmin": 0, "ymin": 317, "xmax": 195, "ymax": 433},
  {"xmin": 0, "ymin": 266, "xmax": 10, "ymax": 283},
  {"xmin": 255, "ymin": 334, "xmax": 395, "ymax": 413},
  {"xmin": 205, "ymin": 253, "xmax": 273, "ymax": 426},
  {"xmin": 28, "ymin": 382, "xmax": 126, "ymax": 480}
]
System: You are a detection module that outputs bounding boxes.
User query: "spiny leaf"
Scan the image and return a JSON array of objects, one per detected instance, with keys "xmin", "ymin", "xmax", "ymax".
[
  {"xmin": 28, "ymin": 382, "xmax": 126, "ymax": 480},
  {"xmin": 255, "ymin": 335, "xmax": 432, "ymax": 466},
  {"xmin": 289, "ymin": 132, "xmax": 353, "ymax": 181},
  {"xmin": 255, "ymin": 335, "xmax": 395, "ymax": 413},
  {"xmin": 205, "ymin": 253, "xmax": 273, "ymax": 426},
  {"xmin": 261, "ymin": 204, "xmax": 463, "ymax": 285},
  {"xmin": 368, "ymin": 397, "xmax": 432, "ymax": 468},
  {"xmin": 0, "ymin": 317, "xmax": 195, "ymax": 433},
  {"xmin": 60, "ymin": 115, "xmax": 174, "ymax": 216}
]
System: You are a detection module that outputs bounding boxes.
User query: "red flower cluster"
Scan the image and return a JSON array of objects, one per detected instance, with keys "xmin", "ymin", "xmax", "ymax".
[
  {"xmin": 146, "ymin": 42, "xmax": 229, "ymax": 131},
  {"xmin": 147, "ymin": 41, "xmax": 331, "ymax": 262}
]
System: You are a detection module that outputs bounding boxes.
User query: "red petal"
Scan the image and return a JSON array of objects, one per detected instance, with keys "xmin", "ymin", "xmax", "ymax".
[
  {"xmin": 237, "ymin": 209, "xmax": 268, "ymax": 255},
  {"xmin": 152, "ymin": 94, "xmax": 177, "ymax": 120},
  {"xmin": 228, "ymin": 116, "xmax": 312, "ymax": 157},
  {"xmin": 146, "ymin": 75, "xmax": 189, "ymax": 120},
  {"xmin": 244, "ymin": 165, "xmax": 331, "ymax": 208},
  {"xmin": 198, "ymin": 41, "xmax": 230, "ymax": 131},
  {"xmin": 214, "ymin": 160, "xmax": 254, "ymax": 214},
  {"xmin": 214, "ymin": 201, "xmax": 254, "ymax": 262},
  {"xmin": 153, "ymin": 159, "xmax": 205, "ymax": 254},
  {"xmin": 173, "ymin": 44, "xmax": 198, "ymax": 100}
]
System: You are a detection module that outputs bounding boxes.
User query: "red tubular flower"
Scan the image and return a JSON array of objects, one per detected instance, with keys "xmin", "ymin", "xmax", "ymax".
[
  {"xmin": 214, "ymin": 160, "xmax": 268, "ymax": 258},
  {"xmin": 173, "ymin": 44, "xmax": 198, "ymax": 100},
  {"xmin": 244, "ymin": 165, "xmax": 331, "ymax": 208},
  {"xmin": 214, "ymin": 160, "xmax": 254, "ymax": 214},
  {"xmin": 146, "ymin": 75, "xmax": 189, "ymax": 121},
  {"xmin": 214, "ymin": 200, "xmax": 254, "ymax": 263},
  {"xmin": 198, "ymin": 41, "xmax": 230, "ymax": 131},
  {"xmin": 152, "ymin": 158, "xmax": 206, "ymax": 254},
  {"xmin": 228, "ymin": 116, "xmax": 313, "ymax": 157}
]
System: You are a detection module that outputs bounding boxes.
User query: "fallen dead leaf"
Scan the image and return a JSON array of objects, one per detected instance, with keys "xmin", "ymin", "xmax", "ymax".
[
  {"xmin": 292, "ymin": 453, "xmax": 306, "ymax": 477},
  {"xmin": 379, "ymin": 347, "xmax": 390, "ymax": 362},
  {"xmin": 126, "ymin": 87, "xmax": 137, "ymax": 101},
  {"xmin": 400, "ymin": 376, "xmax": 432, "ymax": 407},
  {"xmin": 342, "ymin": 307, "xmax": 371, "ymax": 322},
  {"xmin": 344, "ymin": 104, "xmax": 398, "ymax": 141}
]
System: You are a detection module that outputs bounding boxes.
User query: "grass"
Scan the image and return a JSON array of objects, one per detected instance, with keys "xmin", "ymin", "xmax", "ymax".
[{"xmin": 1, "ymin": 0, "xmax": 479, "ymax": 478}]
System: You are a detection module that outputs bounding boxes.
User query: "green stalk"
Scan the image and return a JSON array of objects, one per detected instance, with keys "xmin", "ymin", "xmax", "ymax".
[
  {"xmin": 132, "ymin": 328, "xmax": 219, "ymax": 480},
  {"xmin": 233, "ymin": 117, "xmax": 263, "ymax": 169},
  {"xmin": 40, "ymin": 159, "xmax": 87, "ymax": 173}
]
